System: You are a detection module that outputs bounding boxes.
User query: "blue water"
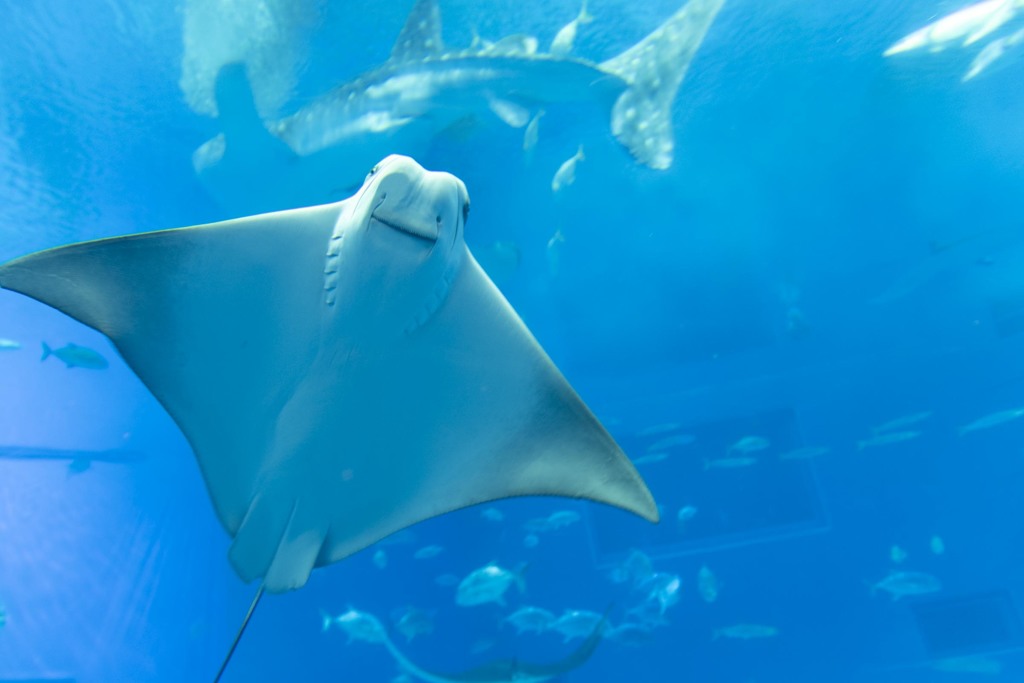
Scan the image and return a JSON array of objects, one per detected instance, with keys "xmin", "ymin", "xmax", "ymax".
[{"xmin": 1, "ymin": 0, "xmax": 1024, "ymax": 680}]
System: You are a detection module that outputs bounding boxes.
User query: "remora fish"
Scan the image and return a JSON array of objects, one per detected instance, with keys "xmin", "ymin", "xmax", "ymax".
[{"xmin": 194, "ymin": 0, "xmax": 726, "ymax": 213}]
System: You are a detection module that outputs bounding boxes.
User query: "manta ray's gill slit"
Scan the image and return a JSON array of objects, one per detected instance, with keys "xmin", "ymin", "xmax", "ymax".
[{"xmin": 323, "ymin": 231, "xmax": 344, "ymax": 306}]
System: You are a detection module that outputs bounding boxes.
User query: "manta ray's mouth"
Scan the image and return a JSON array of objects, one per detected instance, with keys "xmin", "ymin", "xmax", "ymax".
[{"xmin": 370, "ymin": 212, "xmax": 438, "ymax": 244}]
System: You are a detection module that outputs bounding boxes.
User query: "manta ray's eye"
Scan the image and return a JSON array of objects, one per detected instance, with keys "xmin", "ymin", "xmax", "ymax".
[
  {"xmin": 462, "ymin": 200, "xmax": 470, "ymax": 224},
  {"xmin": 366, "ymin": 164, "xmax": 380, "ymax": 180}
]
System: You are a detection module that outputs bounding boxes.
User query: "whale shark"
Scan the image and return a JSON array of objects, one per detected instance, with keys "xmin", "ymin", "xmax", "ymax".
[
  {"xmin": 194, "ymin": 0, "xmax": 726, "ymax": 213},
  {"xmin": 0, "ymin": 155, "xmax": 657, "ymax": 678}
]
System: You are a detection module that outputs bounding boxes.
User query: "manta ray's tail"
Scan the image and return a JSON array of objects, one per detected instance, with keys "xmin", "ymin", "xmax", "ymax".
[{"xmin": 599, "ymin": 0, "xmax": 725, "ymax": 169}]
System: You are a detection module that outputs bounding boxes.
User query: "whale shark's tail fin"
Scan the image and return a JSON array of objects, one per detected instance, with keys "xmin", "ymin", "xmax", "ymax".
[{"xmin": 600, "ymin": 0, "xmax": 725, "ymax": 169}]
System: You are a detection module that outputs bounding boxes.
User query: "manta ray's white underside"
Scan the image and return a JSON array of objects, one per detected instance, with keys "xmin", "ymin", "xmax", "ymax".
[{"xmin": 0, "ymin": 155, "xmax": 657, "ymax": 593}]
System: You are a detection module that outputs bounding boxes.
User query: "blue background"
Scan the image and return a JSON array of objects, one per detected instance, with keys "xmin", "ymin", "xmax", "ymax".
[{"xmin": 0, "ymin": 0, "xmax": 1023, "ymax": 681}]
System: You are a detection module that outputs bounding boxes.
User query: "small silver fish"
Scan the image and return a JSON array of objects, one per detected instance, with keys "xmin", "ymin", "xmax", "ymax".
[
  {"xmin": 871, "ymin": 411, "xmax": 932, "ymax": 434},
  {"xmin": 551, "ymin": 609, "xmax": 605, "ymax": 642},
  {"xmin": 930, "ymin": 535, "xmax": 945, "ymax": 555},
  {"xmin": 413, "ymin": 545, "xmax": 444, "ymax": 560},
  {"xmin": 633, "ymin": 452, "xmax": 669, "ymax": 466},
  {"xmin": 551, "ymin": 146, "xmax": 584, "ymax": 192},
  {"xmin": 546, "ymin": 229, "xmax": 566, "ymax": 277},
  {"xmin": 549, "ymin": 0, "xmax": 593, "ymax": 56},
  {"xmin": 958, "ymin": 408, "xmax": 1024, "ymax": 435},
  {"xmin": 890, "ymin": 545, "xmax": 907, "ymax": 565},
  {"xmin": 41, "ymin": 342, "xmax": 108, "ymax": 369},
  {"xmin": 391, "ymin": 606, "xmax": 435, "ymax": 642},
  {"xmin": 372, "ymin": 549, "xmax": 388, "ymax": 569},
  {"xmin": 608, "ymin": 549, "xmax": 653, "ymax": 588},
  {"xmin": 524, "ymin": 509, "xmax": 581, "ymax": 533},
  {"xmin": 321, "ymin": 607, "xmax": 386, "ymax": 643},
  {"xmin": 0, "ymin": 338, "xmax": 21, "ymax": 350},
  {"xmin": 698, "ymin": 564, "xmax": 719, "ymax": 603},
  {"xmin": 456, "ymin": 563, "xmax": 526, "ymax": 607},
  {"xmin": 503, "ymin": 606, "xmax": 556, "ymax": 634},
  {"xmin": 676, "ymin": 505, "xmax": 698, "ymax": 525},
  {"xmin": 857, "ymin": 430, "xmax": 920, "ymax": 450},
  {"xmin": 523, "ymin": 533, "xmax": 540, "ymax": 548},
  {"xmin": 729, "ymin": 436, "xmax": 769, "ymax": 454},
  {"xmin": 932, "ymin": 655, "xmax": 1003, "ymax": 675},
  {"xmin": 522, "ymin": 110, "xmax": 545, "ymax": 152},
  {"xmin": 870, "ymin": 570, "xmax": 942, "ymax": 600},
  {"xmin": 636, "ymin": 422, "xmax": 681, "ymax": 437},
  {"xmin": 480, "ymin": 507, "xmax": 505, "ymax": 523},
  {"xmin": 778, "ymin": 446, "xmax": 830, "ymax": 460}
]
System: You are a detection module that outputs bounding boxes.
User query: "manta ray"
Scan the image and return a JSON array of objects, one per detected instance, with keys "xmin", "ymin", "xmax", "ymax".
[{"xmin": 0, "ymin": 155, "xmax": 657, "ymax": 678}]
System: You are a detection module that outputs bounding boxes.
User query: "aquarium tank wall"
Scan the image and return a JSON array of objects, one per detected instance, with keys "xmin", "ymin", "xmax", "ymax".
[{"xmin": 0, "ymin": 0, "xmax": 1022, "ymax": 681}]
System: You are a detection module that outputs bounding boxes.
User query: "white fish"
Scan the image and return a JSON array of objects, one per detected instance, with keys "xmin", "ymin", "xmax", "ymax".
[
  {"xmin": 522, "ymin": 110, "xmax": 545, "ymax": 152},
  {"xmin": 647, "ymin": 434, "xmax": 695, "ymax": 451},
  {"xmin": 641, "ymin": 572, "xmax": 682, "ymax": 614},
  {"xmin": 480, "ymin": 507, "xmax": 505, "ymax": 523},
  {"xmin": 884, "ymin": 0, "xmax": 1020, "ymax": 56},
  {"xmin": 890, "ymin": 545, "xmax": 907, "ymax": 565},
  {"xmin": 413, "ymin": 545, "xmax": 444, "ymax": 560},
  {"xmin": 728, "ymin": 436, "xmax": 769, "ymax": 454},
  {"xmin": 930, "ymin": 535, "xmax": 946, "ymax": 555},
  {"xmin": 871, "ymin": 411, "xmax": 932, "ymax": 433},
  {"xmin": 964, "ymin": 27, "xmax": 1024, "ymax": 80},
  {"xmin": 391, "ymin": 606, "xmax": 434, "ymax": 642},
  {"xmin": 676, "ymin": 505, "xmax": 698, "ymax": 526},
  {"xmin": 523, "ymin": 509, "xmax": 581, "ymax": 533},
  {"xmin": 958, "ymin": 407, "xmax": 1024, "ymax": 435},
  {"xmin": 546, "ymin": 229, "xmax": 566, "ymax": 276},
  {"xmin": 713, "ymin": 624, "xmax": 778, "ymax": 640},
  {"xmin": 503, "ymin": 606, "xmax": 556, "ymax": 634},
  {"xmin": 551, "ymin": 146, "xmax": 584, "ymax": 192},
  {"xmin": 456, "ymin": 562, "xmax": 526, "ymax": 607},
  {"xmin": 633, "ymin": 452, "xmax": 669, "ymax": 466},
  {"xmin": 870, "ymin": 570, "xmax": 942, "ymax": 600},
  {"xmin": 608, "ymin": 549, "xmax": 654, "ymax": 588},
  {"xmin": 478, "ymin": 34, "xmax": 540, "ymax": 57},
  {"xmin": 551, "ymin": 609, "xmax": 605, "ymax": 642},
  {"xmin": 321, "ymin": 607, "xmax": 386, "ymax": 643},
  {"xmin": 931, "ymin": 655, "xmax": 1003, "ymax": 675},
  {"xmin": 698, "ymin": 564, "xmax": 719, "ymax": 603},
  {"xmin": 636, "ymin": 423, "xmax": 681, "ymax": 437},
  {"xmin": 857, "ymin": 430, "xmax": 920, "ymax": 450},
  {"xmin": 0, "ymin": 338, "xmax": 20, "ymax": 350},
  {"xmin": 41, "ymin": 342, "xmax": 108, "ymax": 369},
  {"xmin": 550, "ymin": 0, "xmax": 594, "ymax": 56},
  {"xmin": 487, "ymin": 94, "xmax": 531, "ymax": 128},
  {"xmin": 778, "ymin": 446, "xmax": 830, "ymax": 460},
  {"xmin": 373, "ymin": 549, "xmax": 388, "ymax": 569}
]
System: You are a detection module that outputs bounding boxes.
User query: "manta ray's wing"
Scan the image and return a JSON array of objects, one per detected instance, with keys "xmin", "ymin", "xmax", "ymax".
[
  {"xmin": 0, "ymin": 203, "xmax": 345, "ymax": 535},
  {"xmin": 0, "ymin": 204, "xmax": 656, "ymax": 594},
  {"xmin": 322, "ymin": 251, "xmax": 659, "ymax": 565}
]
